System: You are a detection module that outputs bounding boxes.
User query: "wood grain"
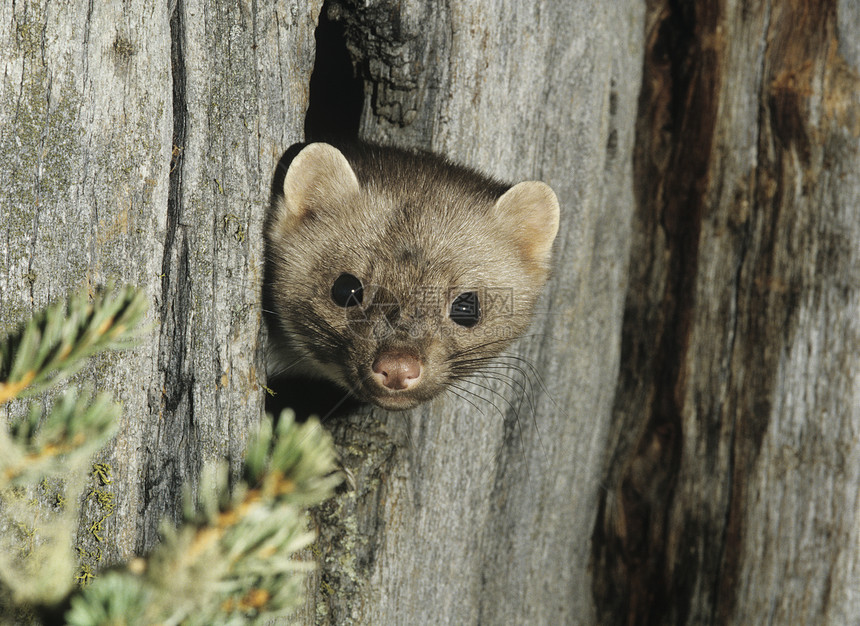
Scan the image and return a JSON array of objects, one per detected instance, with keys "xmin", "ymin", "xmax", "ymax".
[
  {"xmin": 306, "ymin": 1, "xmax": 643, "ymax": 623},
  {"xmin": 0, "ymin": 0, "xmax": 321, "ymax": 565},
  {"xmin": 1, "ymin": 0, "xmax": 857, "ymax": 623}
]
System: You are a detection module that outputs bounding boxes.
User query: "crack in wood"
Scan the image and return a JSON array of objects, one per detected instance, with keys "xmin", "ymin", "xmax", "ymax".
[
  {"xmin": 592, "ymin": 1, "xmax": 723, "ymax": 623},
  {"xmin": 137, "ymin": 0, "xmax": 199, "ymax": 555}
]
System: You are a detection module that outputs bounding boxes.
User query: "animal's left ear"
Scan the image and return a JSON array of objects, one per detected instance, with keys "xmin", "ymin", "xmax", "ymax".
[{"xmin": 492, "ymin": 181, "xmax": 560, "ymax": 270}]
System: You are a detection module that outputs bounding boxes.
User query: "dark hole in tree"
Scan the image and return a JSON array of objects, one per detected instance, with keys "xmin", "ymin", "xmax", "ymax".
[{"xmin": 304, "ymin": 1, "xmax": 364, "ymax": 142}]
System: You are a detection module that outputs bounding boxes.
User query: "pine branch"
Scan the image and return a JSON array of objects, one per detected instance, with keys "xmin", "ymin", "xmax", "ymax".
[
  {"xmin": 0, "ymin": 284, "xmax": 142, "ymax": 487},
  {"xmin": 0, "ymin": 284, "xmax": 147, "ymax": 405},
  {"xmin": 0, "ymin": 286, "xmax": 341, "ymax": 623},
  {"xmin": 0, "ymin": 285, "xmax": 146, "ymax": 612},
  {"xmin": 66, "ymin": 411, "xmax": 342, "ymax": 625},
  {"xmin": 0, "ymin": 389, "xmax": 120, "ymax": 488}
]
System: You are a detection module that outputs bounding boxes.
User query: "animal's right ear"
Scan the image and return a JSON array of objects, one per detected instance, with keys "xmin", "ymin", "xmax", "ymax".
[{"xmin": 277, "ymin": 143, "xmax": 360, "ymax": 229}]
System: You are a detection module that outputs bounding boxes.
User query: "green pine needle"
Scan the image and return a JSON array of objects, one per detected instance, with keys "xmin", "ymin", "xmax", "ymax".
[
  {"xmin": 65, "ymin": 572, "xmax": 151, "ymax": 626},
  {"xmin": 1, "ymin": 285, "xmax": 341, "ymax": 624},
  {"xmin": 0, "ymin": 389, "xmax": 120, "ymax": 488},
  {"xmin": 66, "ymin": 412, "xmax": 342, "ymax": 625},
  {"xmin": 0, "ymin": 283, "xmax": 147, "ymax": 405}
]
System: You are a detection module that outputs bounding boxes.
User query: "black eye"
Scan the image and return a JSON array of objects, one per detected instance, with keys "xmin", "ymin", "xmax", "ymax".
[
  {"xmin": 449, "ymin": 291, "xmax": 480, "ymax": 327},
  {"xmin": 331, "ymin": 273, "xmax": 363, "ymax": 307}
]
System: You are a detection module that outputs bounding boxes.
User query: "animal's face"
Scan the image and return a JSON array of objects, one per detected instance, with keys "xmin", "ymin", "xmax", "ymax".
[{"xmin": 265, "ymin": 142, "xmax": 559, "ymax": 410}]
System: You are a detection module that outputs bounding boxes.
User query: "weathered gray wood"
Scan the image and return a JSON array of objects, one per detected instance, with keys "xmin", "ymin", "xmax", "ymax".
[
  {"xmin": 0, "ymin": 0, "xmax": 171, "ymax": 566},
  {"xmin": 0, "ymin": 0, "xmax": 320, "ymax": 567},
  {"xmin": 138, "ymin": 0, "xmax": 323, "ymax": 554},
  {"xmin": 592, "ymin": 1, "xmax": 860, "ymax": 624},
  {"xmin": 2, "ymin": 0, "xmax": 858, "ymax": 624},
  {"xmin": 307, "ymin": 1, "xmax": 643, "ymax": 624}
]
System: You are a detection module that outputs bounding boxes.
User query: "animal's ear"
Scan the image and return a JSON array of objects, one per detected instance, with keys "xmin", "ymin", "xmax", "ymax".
[
  {"xmin": 492, "ymin": 181, "xmax": 560, "ymax": 271},
  {"xmin": 277, "ymin": 143, "xmax": 360, "ymax": 228}
]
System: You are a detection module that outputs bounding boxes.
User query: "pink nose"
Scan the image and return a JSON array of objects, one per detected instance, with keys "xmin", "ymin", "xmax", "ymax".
[{"xmin": 372, "ymin": 352, "xmax": 422, "ymax": 391}]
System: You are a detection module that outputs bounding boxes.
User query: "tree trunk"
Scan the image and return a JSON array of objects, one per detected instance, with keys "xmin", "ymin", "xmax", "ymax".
[
  {"xmin": 1, "ymin": 0, "xmax": 858, "ymax": 625},
  {"xmin": 591, "ymin": 1, "xmax": 860, "ymax": 624},
  {"xmin": 0, "ymin": 0, "xmax": 319, "ymax": 565},
  {"xmin": 302, "ymin": 1, "xmax": 642, "ymax": 624}
]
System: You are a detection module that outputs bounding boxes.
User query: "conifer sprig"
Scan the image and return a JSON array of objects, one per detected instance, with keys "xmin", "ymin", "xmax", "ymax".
[
  {"xmin": 0, "ymin": 389, "xmax": 120, "ymax": 488},
  {"xmin": 0, "ymin": 284, "xmax": 145, "ymax": 610},
  {"xmin": 66, "ymin": 411, "xmax": 341, "ymax": 625},
  {"xmin": 0, "ymin": 285, "xmax": 340, "ymax": 624},
  {"xmin": 0, "ymin": 284, "xmax": 147, "ymax": 405}
]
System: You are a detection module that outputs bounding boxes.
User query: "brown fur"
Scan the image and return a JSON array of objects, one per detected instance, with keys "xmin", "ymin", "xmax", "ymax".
[{"xmin": 265, "ymin": 142, "xmax": 559, "ymax": 410}]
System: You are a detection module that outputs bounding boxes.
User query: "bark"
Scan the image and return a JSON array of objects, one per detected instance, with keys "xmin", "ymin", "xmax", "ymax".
[
  {"xmin": 303, "ymin": 1, "xmax": 642, "ymax": 623},
  {"xmin": 592, "ymin": 1, "xmax": 860, "ymax": 624},
  {"xmin": 0, "ymin": 0, "xmax": 319, "ymax": 564},
  {"xmin": 1, "ymin": 0, "xmax": 858, "ymax": 624}
]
